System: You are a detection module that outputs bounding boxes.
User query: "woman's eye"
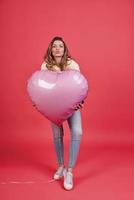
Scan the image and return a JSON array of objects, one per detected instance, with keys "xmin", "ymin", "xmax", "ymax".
[{"xmin": 52, "ymin": 45, "xmax": 64, "ymax": 48}]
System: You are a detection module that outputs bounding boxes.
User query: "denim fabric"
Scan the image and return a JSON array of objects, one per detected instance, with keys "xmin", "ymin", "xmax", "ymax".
[{"xmin": 51, "ymin": 109, "xmax": 83, "ymax": 168}]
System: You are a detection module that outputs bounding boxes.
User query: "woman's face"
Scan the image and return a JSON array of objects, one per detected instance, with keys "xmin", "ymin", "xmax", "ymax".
[{"xmin": 51, "ymin": 40, "xmax": 65, "ymax": 58}]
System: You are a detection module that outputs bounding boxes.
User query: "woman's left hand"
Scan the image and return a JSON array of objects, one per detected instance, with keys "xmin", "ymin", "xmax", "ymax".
[
  {"xmin": 75, "ymin": 100, "xmax": 84, "ymax": 111},
  {"xmin": 52, "ymin": 65, "xmax": 61, "ymax": 71}
]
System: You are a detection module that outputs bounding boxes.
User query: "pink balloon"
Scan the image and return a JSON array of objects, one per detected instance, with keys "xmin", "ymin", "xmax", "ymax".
[{"xmin": 27, "ymin": 69, "xmax": 89, "ymax": 126}]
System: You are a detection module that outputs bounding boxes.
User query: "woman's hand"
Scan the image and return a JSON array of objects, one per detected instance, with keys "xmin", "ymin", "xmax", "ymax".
[
  {"xmin": 75, "ymin": 100, "xmax": 84, "ymax": 111},
  {"xmin": 52, "ymin": 65, "xmax": 61, "ymax": 71},
  {"xmin": 33, "ymin": 104, "xmax": 38, "ymax": 110},
  {"xmin": 33, "ymin": 101, "xmax": 84, "ymax": 111}
]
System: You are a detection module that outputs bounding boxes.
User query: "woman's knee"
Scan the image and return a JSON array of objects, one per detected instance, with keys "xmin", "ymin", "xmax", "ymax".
[{"xmin": 71, "ymin": 127, "xmax": 83, "ymax": 140}]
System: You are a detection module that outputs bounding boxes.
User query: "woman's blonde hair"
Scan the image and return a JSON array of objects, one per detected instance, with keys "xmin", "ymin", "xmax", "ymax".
[{"xmin": 43, "ymin": 36, "xmax": 72, "ymax": 71}]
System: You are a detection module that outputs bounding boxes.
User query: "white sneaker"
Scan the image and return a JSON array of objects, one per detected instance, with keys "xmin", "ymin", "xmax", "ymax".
[
  {"xmin": 63, "ymin": 169, "xmax": 73, "ymax": 190},
  {"xmin": 53, "ymin": 166, "xmax": 65, "ymax": 180}
]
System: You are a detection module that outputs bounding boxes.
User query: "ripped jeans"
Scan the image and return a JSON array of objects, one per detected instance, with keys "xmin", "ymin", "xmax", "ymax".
[{"xmin": 51, "ymin": 109, "xmax": 83, "ymax": 168}]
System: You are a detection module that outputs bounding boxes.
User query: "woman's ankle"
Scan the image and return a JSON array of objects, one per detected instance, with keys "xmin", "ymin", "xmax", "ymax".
[
  {"xmin": 59, "ymin": 164, "xmax": 65, "ymax": 168},
  {"xmin": 67, "ymin": 167, "xmax": 73, "ymax": 173}
]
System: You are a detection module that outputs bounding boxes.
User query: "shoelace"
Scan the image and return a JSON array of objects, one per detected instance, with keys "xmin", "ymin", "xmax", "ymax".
[
  {"xmin": 56, "ymin": 167, "xmax": 64, "ymax": 175},
  {"xmin": 65, "ymin": 171, "xmax": 73, "ymax": 184}
]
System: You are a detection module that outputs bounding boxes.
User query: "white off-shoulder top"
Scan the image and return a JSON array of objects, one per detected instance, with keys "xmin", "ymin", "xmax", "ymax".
[{"xmin": 40, "ymin": 59, "xmax": 80, "ymax": 71}]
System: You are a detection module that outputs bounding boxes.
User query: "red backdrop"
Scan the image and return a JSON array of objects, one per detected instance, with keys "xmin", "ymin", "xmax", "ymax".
[
  {"xmin": 1, "ymin": 0, "xmax": 134, "ymax": 138},
  {"xmin": 1, "ymin": 0, "xmax": 134, "ymax": 199}
]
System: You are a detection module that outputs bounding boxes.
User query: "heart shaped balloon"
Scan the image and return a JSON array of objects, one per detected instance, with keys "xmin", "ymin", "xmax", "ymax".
[{"xmin": 27, "ymin": 69, "xmax": 89, "ymax": 126}]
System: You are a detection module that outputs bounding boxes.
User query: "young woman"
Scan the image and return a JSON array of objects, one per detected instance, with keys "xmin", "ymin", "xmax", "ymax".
[{"xmin": 35, "ymin": 36, "xmax": 84, "ymax": 190}]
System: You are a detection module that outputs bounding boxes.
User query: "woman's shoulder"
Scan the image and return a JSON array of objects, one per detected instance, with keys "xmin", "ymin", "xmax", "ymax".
[
  {"xmin": 40, "ymin": 61, "xmax": 47, "ymax": 70},
  {"xmin": 67, "ymin": 58, "xmax": 80, "ymax": 71},
  {"xmin": 40, "ymin": 58, "xmax": 80, "ymax": 71}
]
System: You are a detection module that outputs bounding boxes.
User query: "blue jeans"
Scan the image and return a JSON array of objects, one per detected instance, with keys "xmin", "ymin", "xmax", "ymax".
[{"xmin": 51, "ymin": 109, "xmax": 83, "ymax": 168}]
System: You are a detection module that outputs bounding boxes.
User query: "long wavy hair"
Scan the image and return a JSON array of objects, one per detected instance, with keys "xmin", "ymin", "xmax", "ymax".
[{"xmin": 43, "ymin": 36, "xmax": 72, "ymax": 71}]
